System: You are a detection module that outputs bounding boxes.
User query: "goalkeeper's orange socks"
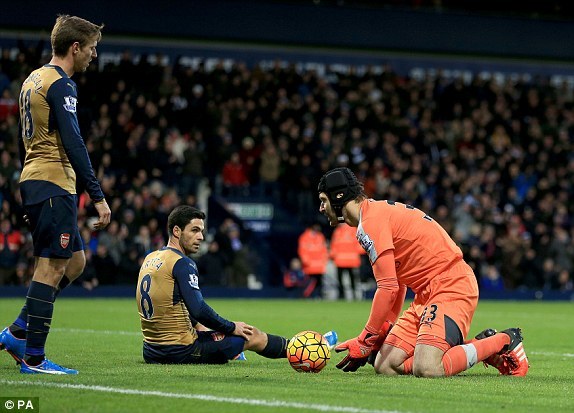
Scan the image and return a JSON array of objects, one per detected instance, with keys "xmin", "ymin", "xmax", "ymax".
[
  {"xmin": 401, "ymin": 333, "xmax": 510, "ymax": 376},
  {"xmin": 402, "ymin": 357, "xmax": 413, "ymax": 375},
  {"xmin": 442, "ymin": 333, "xmax": 510, "ymax": 376}
]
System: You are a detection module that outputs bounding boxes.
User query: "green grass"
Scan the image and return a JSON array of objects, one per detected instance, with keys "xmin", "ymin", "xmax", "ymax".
[{"xmin": 0, "ymin": 298, "xmax": 573, "ymax": 413}]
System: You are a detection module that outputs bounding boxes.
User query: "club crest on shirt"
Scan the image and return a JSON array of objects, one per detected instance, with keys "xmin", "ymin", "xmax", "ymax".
[
  {"xmin": 60, "ymin": 233, "xmax": 70, "ymax": 249},
  {"xmin": 63, "ymin": 96, "xmax": 77, "ymax": 113},
  {"xmin": 188, "ymin": 273, "xmax": 199, "ymax": 289},
  {"xmin": 211, "ymin": 332, "xmax": 225, "ymax": 341}
]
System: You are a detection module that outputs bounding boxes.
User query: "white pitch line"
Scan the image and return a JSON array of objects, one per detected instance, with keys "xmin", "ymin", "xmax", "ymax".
[
  {"xmin": 0, "ymin": 380, "xmax": 403, "ymax": 413},
  {"xmin": 530, "ymin": 351, "xmax": 574, "ymax": 358},
  {"xmin": 51, "ymin": 328, "xmax": 140, "ymax": 336}
]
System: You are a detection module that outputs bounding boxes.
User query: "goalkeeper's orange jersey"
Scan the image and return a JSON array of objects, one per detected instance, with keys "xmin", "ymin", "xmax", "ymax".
[{"xmin": 356, "ymin": 199, "xmax": 464, "ymax": 294}]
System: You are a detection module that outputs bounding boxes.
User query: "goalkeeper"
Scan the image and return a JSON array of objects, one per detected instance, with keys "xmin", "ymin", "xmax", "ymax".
[{"xmin": 318, "ymin": 168, "xmax": 529, "ymax": 377}]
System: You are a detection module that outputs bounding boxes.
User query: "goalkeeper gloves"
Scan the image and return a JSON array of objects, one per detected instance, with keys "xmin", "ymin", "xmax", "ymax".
[{"xmin": 335, "ymin": 321, "xmax": 394, "ymax": 372}]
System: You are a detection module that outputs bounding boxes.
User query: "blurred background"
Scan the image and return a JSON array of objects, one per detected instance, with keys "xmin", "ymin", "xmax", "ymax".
[{"xmin": 0, "ymin": 0, "xmax": 573, "ymax": 300}]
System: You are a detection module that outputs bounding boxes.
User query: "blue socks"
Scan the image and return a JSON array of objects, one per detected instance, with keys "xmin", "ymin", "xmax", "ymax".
[
  {"xmin": 24, "ymin": 281, "xmax": 56, "ymax": 365},
  {"xmin": 10, "ymin": 276, "xmax": 70, "ymax": 340}
]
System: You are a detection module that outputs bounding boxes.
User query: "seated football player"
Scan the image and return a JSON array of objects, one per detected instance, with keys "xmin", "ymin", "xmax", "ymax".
[{"xmin": 136, "ymin": 205, "xmax": 288, "ymax": 364}]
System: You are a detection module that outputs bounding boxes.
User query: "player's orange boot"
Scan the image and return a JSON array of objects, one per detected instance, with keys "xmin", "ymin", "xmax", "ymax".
[{"xmin": 499, "ymin": 328, "xmax": 529, "ymax": 377}]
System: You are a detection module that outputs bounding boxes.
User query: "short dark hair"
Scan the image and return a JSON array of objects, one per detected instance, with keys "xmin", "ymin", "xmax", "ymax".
[
  {"xmin": 167, "ymin": 206, "xmax": 206, "ymax": 235},
  {"xmin": 51, "ymin": 14, "xmax": 104, "ymax": 57}
]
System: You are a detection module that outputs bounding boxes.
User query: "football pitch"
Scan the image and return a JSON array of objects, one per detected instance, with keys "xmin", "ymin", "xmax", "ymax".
[{"xmin": 0, "ymin": 298, "xmax": 572, "ymax": 413}]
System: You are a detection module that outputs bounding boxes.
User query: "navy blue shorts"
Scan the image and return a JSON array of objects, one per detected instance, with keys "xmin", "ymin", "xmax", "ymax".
[
  {"xmin": 143, "ymin": 331, "xmax": 246, "ymax": 364},
  {"xmin": 26, "ymin": 195, "xmax": 83, "ymax": 259}
]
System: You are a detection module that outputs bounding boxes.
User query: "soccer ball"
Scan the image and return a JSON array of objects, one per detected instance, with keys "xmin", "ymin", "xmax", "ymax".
[{"xmin": 286, "ymin": 330, "xmax": 330, "ymax": 373}]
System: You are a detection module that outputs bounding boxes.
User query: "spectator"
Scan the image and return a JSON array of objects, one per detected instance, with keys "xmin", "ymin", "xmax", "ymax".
[
  {"xmin": 225, "ymin": 223, "xmax": 256, "ymax": 288},
  {"xmin": 282, "ymin": 257, "xmax": 307, "ymax": 298},
  {"xmin": 330, "ymin": 223, "xmax": 363, "ymax": 300},
  {"xmin": 1, "ymin": 44, "xmax": 574, "ymax": 292},
  {"xmin": 0, "ymin": 217, "xmax": 25, "ymax": 285},
  {"xmin": 197, "ymin": 240, "xmax": 227, "ymax": 286},
  {"xmin": 222, "ymin": 152, "xmax": 249, "ymax": 197},
  {"xmin": 180, "ymin": 135, "xmax": 206, "ymax": 197},
  {"xmin": 117, "ymin": 246, "xmax": 141, "ymax": 285},
  {"xmin": 96, "ymin": 220, "xmax": 126, "ymax": 268},
  {"xmin": 91, "ymin": 243, "xmax": 117, "ymax": 285},
  {"xmin": 479, "ymin": 264, "xmax": 505, "ymax": 292},
  {"xmin": 555, "ymin": 269, "xmax": 573, "ymax": 292},
  {"xmin": 134, "ymin": 225, "xmax": 153, "ymax": 259},
  {"xmin": 297, "ymin": 223, "xmax": 329, "ymax": 299},
  {"xmin": 238, "ymin": 136, "xmax": 260, "ymax": 186},
  {"xmin": 258, "ymin": 139, "xmax": 281, "ymax": 200}
]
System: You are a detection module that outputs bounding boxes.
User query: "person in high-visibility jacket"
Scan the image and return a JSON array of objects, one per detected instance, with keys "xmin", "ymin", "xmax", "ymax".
[
  {"xmin": 330, "ymin": 223, "xmax": 363, "ymax": 300},
  {"xmin": 297, "ymin": 224, "xmax": 329, "ymax": 298}
]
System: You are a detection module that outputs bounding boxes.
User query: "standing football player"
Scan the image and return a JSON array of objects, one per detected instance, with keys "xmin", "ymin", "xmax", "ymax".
[
  {"xmin": 318, "ymin": 167, "xmax": 529, "ymax": 377},
  {"xmin": 136, "ymin": 205, "xmax": 289, "ymax": 364},
  {"xmin": 0, "ymin": 15, "xmax": 111, "ymax": 374}
]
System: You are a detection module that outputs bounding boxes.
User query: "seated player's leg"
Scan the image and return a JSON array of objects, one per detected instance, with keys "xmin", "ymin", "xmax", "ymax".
[
  {"xmin": 323, "ymin": 330, "xmax": 338, "ymax": 349},
  {"xmin": 242, "ymin": 327, "xmax": 288, "ymax": 359},
  {"xmin": 144, "ymin": 327, "xmax": 288, "ymax": 364},
  {"xmin": 143, "ymin": 331, "xmax": 246, "ymax": 364}
]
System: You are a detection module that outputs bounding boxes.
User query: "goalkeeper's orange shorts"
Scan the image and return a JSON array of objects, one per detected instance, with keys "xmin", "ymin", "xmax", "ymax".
[{"xmin": 386, "ymin": 260, "xmax": 479, "ymax": 355}]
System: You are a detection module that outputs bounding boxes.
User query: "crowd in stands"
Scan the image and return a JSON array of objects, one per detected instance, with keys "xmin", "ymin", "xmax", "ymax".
[{"xmin": 0, "ymin": 38, "xmax": 573, "ymax": 293}]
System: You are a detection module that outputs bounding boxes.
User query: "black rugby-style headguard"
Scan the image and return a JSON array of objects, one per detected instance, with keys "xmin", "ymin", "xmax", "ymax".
[{"xmin": 318, "ymin": 167, "xmax": 362, "ymax": 222}]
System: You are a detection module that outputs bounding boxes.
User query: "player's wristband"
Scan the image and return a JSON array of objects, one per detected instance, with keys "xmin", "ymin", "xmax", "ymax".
[{"xmin": 94, "ymin": 198, "xmax": 106, "ymax": 205}]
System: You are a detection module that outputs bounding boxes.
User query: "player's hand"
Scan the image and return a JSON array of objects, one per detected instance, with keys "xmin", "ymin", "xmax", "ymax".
[
  {"xmin": 335, "ymin": 328, "xmax": 380, "ymax": 372},
  {"xmin": 232, "ymin": 321, "xmax": 254, "ymax": 340},
  {"xmin": 93, "ymin": 199, "xmax": 111, "ymax": 230}
]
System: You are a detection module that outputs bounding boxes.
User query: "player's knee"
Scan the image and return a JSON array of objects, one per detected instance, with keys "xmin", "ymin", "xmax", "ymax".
[
  {"xmin": 66, "ymin": 252, "xmax": 86, "ymax": 280},
  {"xmin": 373, "ymin": 356, "xmax": 401, "ymax": 376},
  {"xmin": 412, "ymin": 363, "xmax": 445, "ymax": 378},
  {"xmin": 374, "ymin": 363, "xmax": 398, "ymax": 375},
  {"xmin": 243, "ymin": 328, "xmax": 266, "ymax": 351}
]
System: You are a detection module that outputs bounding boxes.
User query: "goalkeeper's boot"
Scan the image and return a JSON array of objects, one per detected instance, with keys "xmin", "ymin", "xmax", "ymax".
[
  {"xmin": 21, "ymin": 358, "xmax": 78, "ymax": 375},
  {"xmin": 474, "ymin": 328, "xmax": 497, "ymax": 341},
  {"xmin": 473, "ymin": 328, "xmax": 507, "ymax": 373},
  {"xmin": 0, "ymin": 327, "xmax": 25, "ymax": 364},
  {"xmin": 499, "ymin": 328, "xmax": 529, "ymax": 376},
  {"xmin": 323, "ymin": 331, "xmax": 338, "ymax": 349}
]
